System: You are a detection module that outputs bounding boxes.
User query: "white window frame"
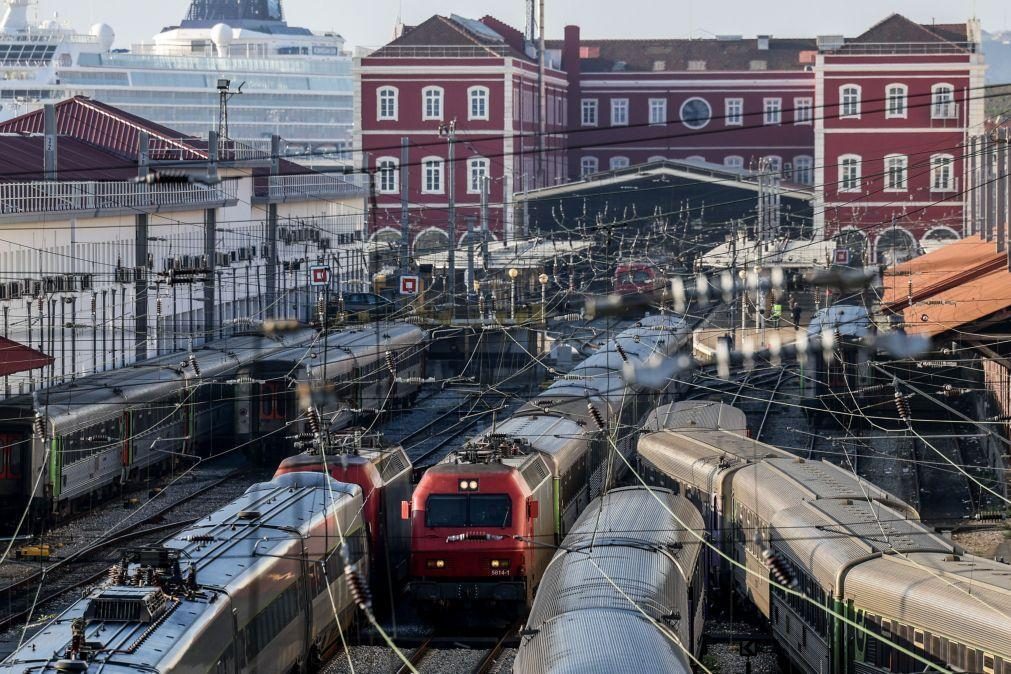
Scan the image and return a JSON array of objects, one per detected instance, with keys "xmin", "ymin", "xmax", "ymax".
[
  {"xmin": 763, "ymin": 97, "xmax": 782, "ymax": 125},
  {"xmin": 422, "ymin": 86, "xmax": 444, "ymax": 121},
  {"xmin": 839, "ymin": 154, "xmax": 862, "ymax": 193},
  {"xmin": 724, "ymin": 155, "xmax": 745, "ymax": 171},
  {"xmin": 648, "ymin": 98, "xmax": 667, "ymax": 126},
  {"xmin": 467, "ymin": 156, "xmax": 489, "ymax": 194},
  {"xmin": 421, "ymin": 155, "xmax": 444, "ymax": 194},
  {"xmin": 885, "ymin": 83, "xmax": 907, "ymax": 119},
  {"xmin": 377, "ymin": 86, "xmax": 398, "ymax": 121},
  {"xmin": 609, "ymin": 156, "xmax": 630, "ymax": 170},
  {"xmin": 580, "ymin": 156, "xmax": 599, "ymax": 177},
  {"xmin": 932, "ymin": 83, "xmax": 956, "ymax": 119},
  {"xmin": 762, "ymin": 155, "xmax": 782, "ymax": 175},
  {"xmin": 884, "ymin": 154, "xmax": 908, "ymax": 192},
  {"xmin": 611, "ymin": 98, "xmax": 629, "ymax": 126},
  {"xmin": 725, "ymin": 98, "xmax": 743, "ymax": 126},
  {"xmin": 839, "ymin": 84, "xmax": 861, "ymax": 119},
  {"xmin": 647, "ymin": 155, "xmax": 667, "ymax": 163},
  {"xmin": 930, "ymin": 153, "xmax": 955, "ymax": 192},
  {"xmin": 793, "ymin": 97, "xmax": 813, "ymax": 125},
  {"xmin": 376, "ymin": 156, "xmax": 399, "ymax": 194},
  {"xmin": 793, "ymin": 155, "xmax": 813, "ymax": 185},
  {"xmin": 468, "ymin": 86, "xmax": 489, "ymax": 121},
  {"xmin": 581, "ymin": 98, "xmax": 598, "ymax": 126}
]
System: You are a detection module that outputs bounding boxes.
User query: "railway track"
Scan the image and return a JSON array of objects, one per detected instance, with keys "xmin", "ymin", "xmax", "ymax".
[
  {"xmin": 395, "ymin": 622, "xmax": 519, "ymax": 674},
  {"xmin": 0, "ymin": 467, "xmax": 257, "ymax": 634}
]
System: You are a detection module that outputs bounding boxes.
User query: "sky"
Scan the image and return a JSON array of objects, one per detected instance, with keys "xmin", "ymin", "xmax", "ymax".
[{"xmin": 34, "ymin": 0, "xmax": 1011, "ymax": 49}]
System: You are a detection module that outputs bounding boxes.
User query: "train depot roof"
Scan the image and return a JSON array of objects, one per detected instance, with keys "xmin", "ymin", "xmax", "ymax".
[
  {"xmin": 413, "ymin": 237, "xmax": 593, "ymax": 270},
  {"xmin": 701, "ymin": 236, "xmax": 835, "ymax": 270},
  {"xmin": 0, "ymin": 337, "xmax": 52, "ymax": 376},
  {"xmin": 880, "ymin": 236, "xmax": 1011, "ymax": 338}
]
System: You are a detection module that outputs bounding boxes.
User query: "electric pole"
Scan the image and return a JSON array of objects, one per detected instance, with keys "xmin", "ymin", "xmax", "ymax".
[{"xmin": 440, "ymin": 120, "xmax": 457, "ymax": 318}]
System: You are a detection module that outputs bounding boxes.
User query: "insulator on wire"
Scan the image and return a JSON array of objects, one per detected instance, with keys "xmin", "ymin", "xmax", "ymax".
[
  {"xmin": 385, "ymin": 350, "xmax": 396, "ymax": 376},
  {"xmin": 306, "ymin": 407, "xmax": 322, "ymax": 436},
  {"xmin": 614, "ymin": 341, "xmax": 629, "ymax": 363},
  {"xmin": 187, "ymin": 353, "xmax": 201, "ymax": 377},
  {"xmin": 894, "ymin": 390, "xmax": 911, "ymax": 421},
  {"xmin": 670, "ymin": 276, "xmax": 686, "ymax": 314},
  {"xmin": 37, "ymin": 297, "xmax": 43, "ymax": 313},
  {"xmin": 762, "ymin": 548, "xmax": 797, "ymax": 589},
  {"xmin": 720, "ymin": 270, "xmax": 734, "ymax": 304},
  {"xmin": 33, "ymin": 411, "xmax": 46, "ymax": 439},
  {"xmin": 90, "ymin": 294, "xmax": 97, "ymax": 317},
  {"xmin": 587, "ymin": 402, "xmax": 606, "ymax": 431},
  {"xmin": 344, "ymin": 563, "xmax": 372, "ymax": 612},
  {"xmin": 156, "ymin": 298, "xmax": 163, "ymax": 317}
]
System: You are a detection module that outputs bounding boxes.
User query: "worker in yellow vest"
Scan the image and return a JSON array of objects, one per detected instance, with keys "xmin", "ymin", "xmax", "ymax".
[{"xmin": 771, "ymin": 302, "xmax": 782, "ymax": 328}]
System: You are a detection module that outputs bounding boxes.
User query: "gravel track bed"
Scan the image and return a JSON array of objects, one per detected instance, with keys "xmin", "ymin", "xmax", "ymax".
[
  {"xmin": 321, "ymin": 645, "xmax": 421, "ymax": 674},
  {"xmin": 418, "ymin": 647, "xmax": 487, "ymax": 673}
]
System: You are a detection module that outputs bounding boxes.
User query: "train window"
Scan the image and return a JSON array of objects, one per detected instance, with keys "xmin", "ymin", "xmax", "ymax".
[
  {"xmin": 470, "ymin": 495, "xmax": 512, "ymax": 527},
  {"xmin": 425, "ymin": 494, "xmax": 512, "ymax": 528},
  {"xmin": 426, "ymin": 495, "xmax": 468, "ymax": 527}
]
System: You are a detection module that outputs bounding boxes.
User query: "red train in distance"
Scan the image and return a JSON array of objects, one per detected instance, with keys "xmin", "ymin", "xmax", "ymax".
[
  {"xmin": 274, "ymin": 429, "xmax": 412, "ymax": 582},
  {"xmin": 614, "ymin": 261, "xmax": 664, "ymax": 294}
]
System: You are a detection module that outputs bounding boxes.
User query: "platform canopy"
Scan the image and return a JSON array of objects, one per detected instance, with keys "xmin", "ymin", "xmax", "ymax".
[{"xmin": 0, "ymin": 337, "xmax": 53, "ymax": 376}]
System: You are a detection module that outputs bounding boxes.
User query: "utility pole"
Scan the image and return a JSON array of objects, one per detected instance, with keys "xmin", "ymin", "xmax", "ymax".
[
  {"xmin": 537, "ymin": 0, "xmax": 547, "ymax": 188},
  {"xmin": 399, "ymin": 137, "xmax": 410, "ymax": 272},
  {"xmin": 466, "ymin": 216, "xmax": 475, "ymax": 308},
  {"xmin": 204, "ymin": 131, "xmax": 219, "ymax": 341},
  {"xmin": 480, "ymin": 175, "xmax": 490, "ymax": 270},
  {"xmin": 266, "ymin": 134, "xmax": 280, "ymax": 318},
  {"xmin": 135, "ymin": 131, "xmax": 150, "ymax": 363},
  {"xmin": 440, "ymin": 120, "xmax": 457, "ymax": 318}
]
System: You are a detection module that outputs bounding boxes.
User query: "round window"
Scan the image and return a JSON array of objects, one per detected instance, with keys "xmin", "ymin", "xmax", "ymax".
[{"xmin": 680, "ymin": 97, "xmax": 712, "ymax": 129}]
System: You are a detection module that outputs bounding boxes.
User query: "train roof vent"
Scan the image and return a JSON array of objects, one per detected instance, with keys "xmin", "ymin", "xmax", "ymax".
[
  {"xmin": 379, "ymin": 449, "xmax": 409, "ymax": 480},
  {"xmin": 521, "ymin": 457, "xmax": 550, "ymax": 490},
  {"xmin": 84, "ymin": 587, "xmax": 169, "ymax": 623},
  {"xmin": 236, "ymin": 510, "xmax": 261, "ymax": 520}
]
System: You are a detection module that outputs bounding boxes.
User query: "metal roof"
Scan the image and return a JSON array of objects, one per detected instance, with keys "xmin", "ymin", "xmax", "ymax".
[
  {"xmin": 0, "ymin": 337, "xmax": 52, "ymax": 376},
  {"xmin": 643, "ymin": 401, "xmax": 749, "ymax": 435}
]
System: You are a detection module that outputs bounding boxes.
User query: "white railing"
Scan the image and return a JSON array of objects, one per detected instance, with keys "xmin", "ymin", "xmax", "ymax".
[
  {"xmin": 0, "ymin": 180, "xmax": 237, "ymax": 216},
  {"xmin": 267, "ymin": 173, "xmax": 364, "ymax": 200},
  {"xmin": 370, "ymin": 44, "xmax": 512, "ymax": 58},
  {"xmin": 826, "ymin": 41, "xmax": 977, "ymax": 55}
]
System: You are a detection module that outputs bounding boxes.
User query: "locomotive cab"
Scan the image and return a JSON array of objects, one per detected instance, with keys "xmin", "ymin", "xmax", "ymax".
[{"xmin": 406, "ymin": 456, "xmax": 552, "ymax": 608}]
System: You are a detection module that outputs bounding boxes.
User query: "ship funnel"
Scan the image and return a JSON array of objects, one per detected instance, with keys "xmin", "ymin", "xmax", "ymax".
[{"xmin": 1, "ymin": 0, "xmax": 33, "ymax": 33}]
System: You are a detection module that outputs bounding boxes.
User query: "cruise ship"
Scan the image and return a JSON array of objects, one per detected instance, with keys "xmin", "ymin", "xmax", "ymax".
[{"xmin": 0, "ymin": 0, "xmax": 353, "ymax": 158}]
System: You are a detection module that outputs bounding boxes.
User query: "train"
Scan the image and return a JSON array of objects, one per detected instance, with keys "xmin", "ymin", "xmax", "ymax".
[
  {"xmin": 0, "ymin": 471, "xmax": 367, "ymax": 674},
  {"xmin": 801, "ymin": 304, "xmax": 876, "ymax": 419},
  {"xmin": 405, "ymin": 314, "xmax": 692, "ymax": 609},
  {"xmin": 614, "ymin": 261, "xmax": 664, "ymax": 295},
  {"xmin": 0, "ymin": 323, "xmax": 428, "ymax": 526},
  {"xmin": 513, "ymin": 486, "xmax": 706, "ymax": 674},
  {"xmin": 637, "ymin": 403, "xmax": 1011, "ymax": 674},
  {"xmin": 274, "ymin": 429, "xmax": 413, "ymax": 586}
]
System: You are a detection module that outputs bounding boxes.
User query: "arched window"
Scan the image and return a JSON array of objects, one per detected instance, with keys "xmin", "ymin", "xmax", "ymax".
[
  {"xmin": 422, "ymin": 86, "xmax": 444, "ymax": 121},
  {"xmin": 377, "ymin": 86, "xmax": 398, "ymax": 121},
  {"xmin": 885, "ymin": 83, "xmax": 907, "ymax": 118},
  {"xmin": 839, "ymin": 154, "xmax": 861, "ymax": 192},
  {"xmin": 931, "ymin": 83, "xmax": 955, "ymax": 119},
  {"xmin": 609, "ymin": 156, "xmax": 630, "ymax": 170},
  {"xmin": 647, "ymin": 156, "xmax": 667, "ymax": 163},
  {"xmin": 792, "ymin": 155, "xmax": 813, "ymax": 185},
  {"xmin": 413, "ymin": 228, "xmax": 450, "ymax": 256},
  {"xmin": 835, "ymin": 229, "xmax": 868, "ymax": 266},
  {"xmin": 921, "ymin": 227, "xmax": 959, "ymax": 254},
  {"xmin": 875, "ymin": 228, "xmax": 918, "ymax": 265},
  {"xmin": 421, "ymin": 156, "xmax": 444, "ymax": 194},
  {"xmin": 467, "ymin": 157, "xmax": 489, "ymax": 194},
  {"xmin": 724, "ymin": 155, "xmax": 745, "ymax": 171},
  {"xmin": 761, "ymin": 155, "xmax": 782, "ymax": 175},
  {"xmin": 580, "ymin": 156, "xmax": 598, "ymax": 177},
  {"xmin": 931, "ymin": 154, "xmax": 955, "ymax": 192},
  {"xmin": 376, "ymin": 156, "xmax": 398, "ymax": 194},
  {"xmin": 468, "ymin": 86, "xmax": 489, "ymax": 120},
  {"xmin": 839, "ymin": 84, "xmax": 861, "ymax": 118},
  {"xmin": 884, "ymin": 154, "xmax": 908, "ymax": 191}
]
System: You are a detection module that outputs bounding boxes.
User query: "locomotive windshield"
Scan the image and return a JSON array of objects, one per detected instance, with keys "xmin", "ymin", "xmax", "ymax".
[{"xmin": 426, "ymin": 494, "xmax": 512, "ymax": 528}]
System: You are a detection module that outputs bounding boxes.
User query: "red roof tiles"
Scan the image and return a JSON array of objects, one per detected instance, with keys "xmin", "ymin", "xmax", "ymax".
[{"xmin": 0, "ymin": 337, "xmax": 52, "ymax": 376}]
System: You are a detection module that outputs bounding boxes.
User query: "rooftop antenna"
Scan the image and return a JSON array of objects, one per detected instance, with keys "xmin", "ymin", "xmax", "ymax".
[{"xmin": 216, "ymin": 78, "xmax": 244, "ymax": 142}]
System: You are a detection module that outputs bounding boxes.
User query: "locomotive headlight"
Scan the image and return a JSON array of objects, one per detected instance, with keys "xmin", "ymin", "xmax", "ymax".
[
  {"xmin": 468, "ymin": 480, "xmax": 478, "ymax": 490},
  {"xmin": 458, "ymin": 479, "xmax": 480, "ymax": 491},
  {"xmin": 490, "ymin": 559, "xmax": 510, "ymax": 569},
  {"xmin": 426, "ymin": 559, "xmax": 446, "ymax": 569},
  {"xmin": 459, "ymin": 480, "xmax": 468, "ymax": 490}
]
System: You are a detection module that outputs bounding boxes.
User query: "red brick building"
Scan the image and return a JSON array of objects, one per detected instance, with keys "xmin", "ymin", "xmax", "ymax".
[
  {"xmin": 815, "ymin": 15, "xmax": 985, "ymax": 264},
  {"xmin": 356, "ymin": 14, "xmax": 568, "ymax": 255},
  {"xmin": 357, "ymin": 13, "xmax": 984, "ymax": 258}
]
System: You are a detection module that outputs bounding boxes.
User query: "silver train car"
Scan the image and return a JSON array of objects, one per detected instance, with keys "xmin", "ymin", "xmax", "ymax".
[
  {"xmin": 637, "ymin": 414, "xmax": 1011, "ymax": 674},
  {"xmin": 0, "ymin": 329, "xmax": 315, "ymax": 521},
  {"xmin": 407, "ymin": 315, "xmax": 692, "ymax": 608},
  {"xmin": 0, "ymin": 471, "xmax": 367, "ymax": 674},
  {"xmin": 643, "ymin": 400, "xmax": 749, "ymax": 435},
  {"xmin": 234, "ymin": 323, "xmax": 427, "ymax": 455},
  {"xmin": 514, "ymin": 486, "xmax": 705, "ymax": 674}
]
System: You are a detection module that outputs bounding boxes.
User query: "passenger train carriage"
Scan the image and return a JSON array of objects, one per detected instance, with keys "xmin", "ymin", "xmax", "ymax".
[
  {"xmin": 514, "ymin": 486, "xmax": 706, "ymax": 674},
  {"xmin": 234, "ymin": 323, "xmax": 427, "ymax": 456},
  {"xmin": 637, "ymin": 405, "xmax": 1011, "ymax": 674},
  {"xmin": 406, "ymin": 315, "xmax": 691, "ymax": 609},
  {"xmin": 0, "ymin": 471, "xmax": 367, "ymax": 674},
  {"xmin": 0, "ymin": 329, "xmax": 314, "ymax": 522}
]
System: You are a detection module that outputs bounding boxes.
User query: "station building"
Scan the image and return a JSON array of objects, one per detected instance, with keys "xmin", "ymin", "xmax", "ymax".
[
  {"xmin": 357, "ymin": 13, "xmax": 984, "ymax": 263},
  {"xmin": 0, "ymin": 96, "xmax": 368, "ymax": 397}
]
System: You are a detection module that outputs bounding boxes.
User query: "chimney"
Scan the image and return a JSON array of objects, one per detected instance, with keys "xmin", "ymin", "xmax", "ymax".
[
  {"xmin": 757, "ymin": 35, "xmax": 771, "ymax": 50},
  {"xmin": 43, "ymin": 104, "xmax": 57, "ymax": 181}
]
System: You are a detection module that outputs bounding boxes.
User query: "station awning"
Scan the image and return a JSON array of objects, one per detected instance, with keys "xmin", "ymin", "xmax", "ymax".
[{"xmin": 0, "ymin": 337, "xmax": 53, "ymax": 376}]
